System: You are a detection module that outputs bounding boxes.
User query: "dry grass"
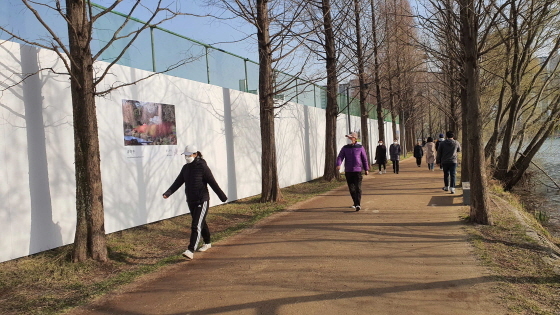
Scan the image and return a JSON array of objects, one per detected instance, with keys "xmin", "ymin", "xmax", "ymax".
[
  {"xmin": 0, "ymin": 178, "xmax": 346, "ymax": 315},
  {"xmin": 464, "ymin": 181, "xmax": 560, "ymax": 315}
]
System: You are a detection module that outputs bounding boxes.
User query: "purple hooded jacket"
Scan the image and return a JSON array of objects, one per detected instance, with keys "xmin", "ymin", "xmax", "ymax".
[{"xmin": 336, "ymin": 144, "xmax": 370, "ymax": 172}]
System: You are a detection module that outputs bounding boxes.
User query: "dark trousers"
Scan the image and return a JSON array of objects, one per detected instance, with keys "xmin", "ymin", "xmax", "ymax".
[
  {"xmin": 415, "ymin": 157, "xmax": 422, "ymax": 166},
  {"xmin": 378, "ymin": 162, "xmax": 386, "ymax": 171},
  {"xmin": 345, "ymin": 172, "xmax": 363, "ymax": 206},
  {"xmin": 392, "ymin": 160, "xmax": 400, "ymax": 173},
  {"xmin": 187, "ymin": 201, "xmax": 210, "ymax": 252},
  {"xmin": 442, "ymin": 162, "xmax": 457, "ymax": 188}
]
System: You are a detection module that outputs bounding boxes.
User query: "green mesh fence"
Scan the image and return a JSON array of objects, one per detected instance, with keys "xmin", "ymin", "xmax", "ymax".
[{"xmin": 0, "ymin": 1, "xmax": 394, "ymax": 122}]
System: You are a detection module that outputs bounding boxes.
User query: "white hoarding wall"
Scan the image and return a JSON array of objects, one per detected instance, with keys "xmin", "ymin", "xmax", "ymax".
[{"xmin": 0, "ymin": 42, "xmax": 397, "ymax": 263}]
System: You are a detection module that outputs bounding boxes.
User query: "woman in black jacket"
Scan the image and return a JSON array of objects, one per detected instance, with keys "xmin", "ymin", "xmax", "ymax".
[
  {"xmin": 374, "ymin": 140, "xmax": 387, "ymax": 174},
  {"xmin": 413, "ymin": 141, "xmax": 424, "ymax": 167},
  {"xmin": 163, "ymin": 145, "xmax": 227, "ymax": 260}
]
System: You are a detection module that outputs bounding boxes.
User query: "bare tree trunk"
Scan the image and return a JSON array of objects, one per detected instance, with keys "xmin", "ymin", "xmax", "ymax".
[
  {"xmin": 257, "ymin": 0, "xmax": 282, "ymax": 202},
  {"xmin": 371, "ymin": 0, "xmax": 385, "ymax": 143},
  {"xmin": 353, "ymin": 0, "xmax": 370, "ymax": 160},
  {"xmin": 389, "ymin": 80, "xmax": 398, "ymax": 141},
  {"xmin": 459, "ymin": 0, "xmax": 491, "ymax": 225},
  {"xmin": 321, "ymin": 0, "xmax": 340, "ymax": 181},
  {"xmin": 460, "ymin": 84, "xmax": 470, "ymax": 183},
  {"xmin": 67, "ymin": 0, "xmax": 107, "ymax": 262}
]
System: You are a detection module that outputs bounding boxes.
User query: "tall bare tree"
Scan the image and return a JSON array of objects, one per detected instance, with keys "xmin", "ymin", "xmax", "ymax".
[
  {"xmin": 1, "ymin": 0, "xmax": 192, "ymax": 261},
  {"xmin": 318, "ymin": 0, "xmax": 342, "ymax": 181},
  {"xmin": 211, "ymin": 0, "xmax": 311, "ymax": 202},
  {"xmin": 370, "ymin": 0, "xmax": 386, "ymax": 143},
  {"xmin": 488, "ymin": 0, "xmax": 560, "ymax": 189}
]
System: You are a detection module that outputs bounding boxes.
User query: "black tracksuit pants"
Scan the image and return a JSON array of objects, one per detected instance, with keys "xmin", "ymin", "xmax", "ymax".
[
  {"xmin": 187, "ymin": 201, "xmax": 210, "ymax": 252},
  {"xmin": 345, "ymin": 172, "xmax": 363, "ymax": 207}
]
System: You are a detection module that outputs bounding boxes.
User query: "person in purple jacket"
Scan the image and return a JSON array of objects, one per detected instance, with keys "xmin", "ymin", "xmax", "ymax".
[{"xmin": 336, "ymin": 132, "xmax": 370, "ymax": 211}]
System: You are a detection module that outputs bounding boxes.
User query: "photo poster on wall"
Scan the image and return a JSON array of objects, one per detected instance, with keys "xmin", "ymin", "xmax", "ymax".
[{"xmin": 122, "ymin": 99, "xmax": 178, "ymax": 159}]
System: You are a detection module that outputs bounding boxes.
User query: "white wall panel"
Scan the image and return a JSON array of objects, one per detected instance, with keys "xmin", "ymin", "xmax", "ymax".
[{"xmin": 0, "ymin": 41, "xmax": 398, "ymax": 262}]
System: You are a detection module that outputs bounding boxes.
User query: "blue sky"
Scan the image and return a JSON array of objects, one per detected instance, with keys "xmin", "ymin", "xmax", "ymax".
[{"xmin": 95, "ymin": 0, "xmax": 259, "ymax": 61}]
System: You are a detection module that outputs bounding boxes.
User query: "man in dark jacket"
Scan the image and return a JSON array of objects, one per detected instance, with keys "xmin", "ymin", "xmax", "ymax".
[
  {"xmin": 163, "ymin": 145, "xmax": 227, "ymax": 259},
  {"xmin": 336, "ymin": 132, "xmax": 369, "ymax": 211},
  {"xmin": 413, "ymin": 141, "xmax": 424, "ymax": 167},
  {"xmin": 389, "ymin": 139, "xmax": 402, "ymax": 174},
  {"xmin": 436, "ymin": 131, "xmax": 461, "ymax": 194}
]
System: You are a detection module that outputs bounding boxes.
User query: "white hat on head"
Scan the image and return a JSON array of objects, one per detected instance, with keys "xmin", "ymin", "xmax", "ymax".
[{"xmin": 182, "ymin": 144, "xmax": 197, "ymax": 155}]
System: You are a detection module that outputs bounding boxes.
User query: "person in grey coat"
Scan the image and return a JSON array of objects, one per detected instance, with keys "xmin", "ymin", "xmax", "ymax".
[
  {"xmin": 436, "ymin": 131, "xmax": 462, "ymax": 194},
  {"xmin": 389, "ymin": 138, "xmax": 402, "ymax": 174}
]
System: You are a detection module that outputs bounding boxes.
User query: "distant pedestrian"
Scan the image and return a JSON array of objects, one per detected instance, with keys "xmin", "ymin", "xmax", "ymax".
[
  {"xmin": 389, "ymin": 138, "xmax": 401, "ymax": 174},
  {"xmin": 336, "ymin": 132, "xmax": 369, "ymax": 211},
  {"xmin": 374, "ymin": 140, "xmax": 388, "ymax": 174},
  {"xmin": 436, "ymin": 132, "xmax": 462, "ymax": 194},
  {"xmin": 414, "ymin": 141, "xmax": 424, "ymax": 167},
  {"xmin": 162, "ymin": 145, "xmax": 228, "ymax": 260},
  {"xmin": 425, "ymin": 137, "xmax": 436, "ymax": 171},
  {"xmin": 435, "ymin": 133, "xmax": 444, "ymax": 170},
  {"xmin": 435, "ymin": 133, "xmax": 444, "ymax": 151}
]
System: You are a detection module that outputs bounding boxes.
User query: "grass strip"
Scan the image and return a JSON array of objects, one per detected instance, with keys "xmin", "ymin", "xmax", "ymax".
[{"xmin": 463, "ymin": 182, "xmax": 560, "ymax": 314}]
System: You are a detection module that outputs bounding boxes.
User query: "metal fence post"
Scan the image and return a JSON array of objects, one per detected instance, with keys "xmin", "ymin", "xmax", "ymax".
[
  {"xmin": 150, "ymin": 26, "xmax": 156, "ymax": 72},
  {"xmin": 205, "ymin": 46, "xmax": 210, "ymax": 84},
  {"xmin": 244, "ymin": 59, "xmax": 249, "ymax": 92},
  {"xmin": 295, "ymin": 78, "xmax": 299, "ymax": 104},
  {"xmin": 314, "ymin": 85, "xmax": 317, "ymax": 107}
]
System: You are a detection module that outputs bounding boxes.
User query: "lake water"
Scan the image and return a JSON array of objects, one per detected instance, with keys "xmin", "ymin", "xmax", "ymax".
[{"xmin": 531, "ymin": 138, "xmax": 560, "ymax": 235}]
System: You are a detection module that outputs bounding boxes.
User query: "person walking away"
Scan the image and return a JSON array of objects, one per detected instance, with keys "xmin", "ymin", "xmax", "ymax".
[
  {"xmin": 435, "ymin": 133, "xmax": 445, "ymax": 170},
  {"xmin": 336, "ymin": 132, "xmax": 369, "ymax": 211},
  {"xmin": 414, "ymin": 141, "xmax": 424, "ymax": 167},
  {"xmin": 425, "ymin": 137, "xmax": 436, "ymax": 171},
  {"xmin": 436, "ymin": 131, "xmax": 462, "ymax": 194},
  {"xmin": 374, "ymin": 140, "xmax": 388, "ymax": 174},
  {"xmin": 163, "ymin": 145, "xmax": 228, "ymax": 260},
  {"xmin": 389, "ymin": 139, "xmax": 401, "ymax": 174}
]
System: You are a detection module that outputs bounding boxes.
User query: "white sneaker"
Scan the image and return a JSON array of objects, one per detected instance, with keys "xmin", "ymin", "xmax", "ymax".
[
  {"xmin": 379, "ymin": 171, "xmax": 382, "ymax": 175},
  {"xmin": 442, "ymin": 186, "xmax": 449, "ymax": 191},
  {"xmin": 450, "ymin": 187, "xmax": 456, "ymax": 194},
  {"xmin": 351, "ymin": 205, "xmax": 356, "ymax": 209},
  {"xmin": 198, "ymin": 243, "xmax": 212, "ymax": 252},
  {"xmin": 182, "ymin": 249, "xmax": 194, "ymax": 260},
  {"xmin": 355, "ymin": 205, "xmax": 361, "ymax": 211},
  {"xmin": 383, "ymin": 170, "xmax": 386, "ymax": 174}
]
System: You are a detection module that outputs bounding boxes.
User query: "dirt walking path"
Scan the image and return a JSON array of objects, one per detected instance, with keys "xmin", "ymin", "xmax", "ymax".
[{"xmin": 69, "ymin": 158, "xmax": 505, "ymax": 315}]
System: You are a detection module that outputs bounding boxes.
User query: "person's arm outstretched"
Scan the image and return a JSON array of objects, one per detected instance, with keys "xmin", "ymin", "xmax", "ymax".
[{"xmin": 163, "ymin": 165, "xmax": 186, "ymax": 199}]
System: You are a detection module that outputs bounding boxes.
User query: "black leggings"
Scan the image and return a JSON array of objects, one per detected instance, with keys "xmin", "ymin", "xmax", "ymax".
[
  {"xmin": 345, "ymin": 172, "xmax": 363, "ymax": 206},
  {"xmin": 378, "ymin": 162, "xmax": 386, "ymax": 171}
]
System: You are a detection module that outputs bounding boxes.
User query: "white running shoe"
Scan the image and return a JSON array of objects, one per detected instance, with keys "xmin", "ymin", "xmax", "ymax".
[
  {"xmin": 442, "ymin": 186, "xmax": 449, "ymax": 191},
  {"xmin": 351, "ymin": 205, "xmax": 356, "ymax": 209},
  {"xmin": 379, "ymin": 171, "xmax": 382, "ymax": 175},
  {"xmin": 182, "ymin": 250, "xmax": 194, "ymax": 259},
  {"xmin": 355, "ymin": 205, "xmax": 361, "ymax": 211},
  {"xmin": 383, "ymin": 170, "xmax": 386, "ymax": 174},
  {"xmin": 198, "ymin": 243, "xmax": 212, "ymax": 252},
  {"xmin": 450, "ymin": 187, "xmax": 456, "ymax": 194}
]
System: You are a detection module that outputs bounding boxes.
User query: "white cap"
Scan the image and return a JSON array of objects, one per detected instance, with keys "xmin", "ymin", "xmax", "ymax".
[{"xmin": 181, "ymin": 144, "xmax": 197, "ymax": 155}]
